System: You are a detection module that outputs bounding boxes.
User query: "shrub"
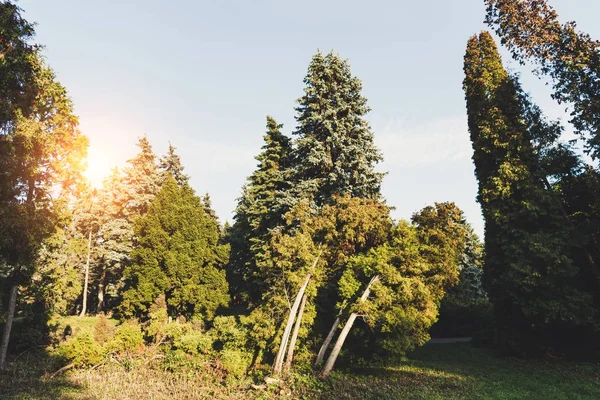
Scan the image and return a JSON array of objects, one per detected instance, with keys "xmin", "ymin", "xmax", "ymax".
[
  {"xmin": 174, "ymin": 331, "xmax": 214, "ymax": 357},
  {"xmin": 107, "ymin": 321, "xmax": 145, "ymax": 356},
  {"xmin": 212, "ymin": 316, "xmax": 248, "ymax": 350},
  {"xmin": 219, "ymin": 348, "xmax": 251, "ymax": 380},
  {"xmin": 58, "ymin": 332, "xmax": 105, "ymax": 367},
  {"xmin": 146, "ymin": 294, "xmax": 168, "ymax": 342},
  {"xmin": 94, "ymin": 314, "xmax": 115, "ymax": 344}
]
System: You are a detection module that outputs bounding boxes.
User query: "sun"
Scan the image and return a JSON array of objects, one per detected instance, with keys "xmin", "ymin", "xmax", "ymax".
[{"xmin": 84, "ymin": 149, "xmax": 114, "ymax": 189}]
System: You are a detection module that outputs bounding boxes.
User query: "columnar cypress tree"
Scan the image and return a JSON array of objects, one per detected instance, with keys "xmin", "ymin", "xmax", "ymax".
[
  {"xmin": 287, "ymin": 51, "xmax": 384, "ymax": 207},
  {"xmin": 120, "ymin": 177, "xmax": 229, "ymax": 320},
  {"xmin": 463, "ymin": 32, "xmax": 596, "ymax": 354},
  {"xmin": 229, "ymin": 116, "xmax": 292, "ymax": 305}
]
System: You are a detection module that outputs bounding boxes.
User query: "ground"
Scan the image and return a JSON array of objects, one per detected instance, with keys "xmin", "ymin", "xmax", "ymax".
[{"xmin": 1, "ymin": 341, "xmax": 599, "ymax": 399}]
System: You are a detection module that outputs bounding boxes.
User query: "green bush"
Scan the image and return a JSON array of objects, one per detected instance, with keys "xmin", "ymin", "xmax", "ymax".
[
  {"xmin": 212, "ymin": 316, "xmax": 248, "ymax": 350},
  {"xmin": 219, "ymin": 348, "xmax": 251, "ymax": 380},
  {"xmin": 58, "ymin": 332, "xmax": 105, "ymax": 367},
  {"xmin": 174, "ymin": 331, "xmax": 214, "ymax": 357},
  {"xmin": 107, "ymin": 321, "xmax": 145, "ymax": 355}
]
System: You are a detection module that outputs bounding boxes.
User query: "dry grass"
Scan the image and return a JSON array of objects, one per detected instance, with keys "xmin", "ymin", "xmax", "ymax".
[{"xmin": 1, "ymin": 344, "xmax": 599, "ymax": 400}]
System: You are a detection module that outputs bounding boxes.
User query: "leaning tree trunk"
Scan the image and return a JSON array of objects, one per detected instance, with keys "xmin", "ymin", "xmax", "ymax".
[
  {"xmin": 79, "ymin": 229, "xmax": 93, "ymax": 317},
  {"xmin": 0, "ymin": 285, "xmax": 18, "ymax": 371},
  {"xmin": 96, "ymin": 264, "xmax": 107, "ymax": 313},
  {"xmin": 273, "ymin": 274, "xmax": 311, "ymax": 375},
  {"xmin": 315, "ymin": 313, "xmax": 341, "ymax": 366},
  {"xmin": 322, "ymin": 275, "xmax": 379, "ymax": 378},
  {"xmin": 284, "ymin": 292, "xmax": 307, "ymax": 372}
]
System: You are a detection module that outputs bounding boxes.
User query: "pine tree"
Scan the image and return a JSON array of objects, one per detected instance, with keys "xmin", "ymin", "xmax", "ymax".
[
  {"xmin": 463, "ymin": 32, "xmax": 596, "ymax": 354},
  {"xmin": 120, "ymin": 177, "xmax": 229, "ymax": 321},
  {"xmin": 94, "ymin": 168, "xmax": 133, "ymax": 313},
  {"xmin": 229, "ymin": 116, "xmax": 292, "ymax": 305},
  {"xmin": 33, "ymin": 197, "xmax": 86, "ymax": 316},
  {"xmin": 287, "ymin": 51, "xmax": 384, "ymax": 207},
  {"xmin": 122, "ymin": 136, "xmax": 161, "ymax": 217},
  {"xmin": 159, "ymin": 143, "xmax": 189, "ymax": 186},
  {"xmin": 72, "ymin": 186, "xmax": 101, "ymax": 317}
]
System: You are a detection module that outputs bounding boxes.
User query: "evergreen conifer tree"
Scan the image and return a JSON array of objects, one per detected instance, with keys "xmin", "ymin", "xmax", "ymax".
[
  {"xmin": 159, "ymin": 143, "xmax": 189, "ymax": 186},
  {"xmin": 287, "ymin": 51, "xmax": 384, "ymax": 208},
  {"xmin": 120, "ymin": 177, "xmax": 229, "ymax": 321},
  {"xmin": 229, "ymin": 116, "xmax": 292, "ymax": 305},
  {"xmin": 463, "ymin": 32, "xmax": 596, "ymax": 354},
  {"xmin": 122, "ymin": 136, "xmax": 161, "ymax": 217}
]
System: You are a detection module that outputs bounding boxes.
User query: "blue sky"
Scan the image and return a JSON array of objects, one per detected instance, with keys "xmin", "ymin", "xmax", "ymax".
[{"xmin": 19, "ymin": 0, "xmax": 600, "ymax": 237}]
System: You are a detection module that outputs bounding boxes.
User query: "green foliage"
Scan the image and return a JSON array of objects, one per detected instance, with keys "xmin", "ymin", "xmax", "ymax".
[
  {"xmin": 0, "ymin": 1, "xmax": 37, "ymax": 130},
  {"xmin": 33, "ymin": 217, "xmax": 85, "ymax": 315},
  {"xmin": 173, "ymin": 330, "xmax": 213, "ymax": 357},
  {"xmin": 229, "ymin": 116, "xmax": 292, "ymax": 305},
  {"xmin": 219, "ymin": 348, "xmax": 251, "ymax": 380},
  {"xmin": 159, "ymin": 143, "xmax": 189, "ymax": 187},
  {"xmin": 120, "ymin": 177, "xmax": 229, "ymax": 321},
  {"xmin": 107, "ymin": 321, "xmax": 144, "ymax": 355},
  {"xmin": 58, "ymin": 332, "xmax": 105, "ymax": 367},
  {"xmin": 485, "ymin": 0, "xmax": 600, "ymax": 160},
  {"xmin": 340, "ymin": 203, "xmax": 468, "ymax": 359},
  {"xmin": 463, "ymin": 31, "xmax": 598, "ymax": 355},
  {"xmin": 0, "ymin": 54, "xmax": 88, "ymax": 283},
  {"xmin": 432, "ymin": 226, "xmax": 492, "ymax": 337},
  {"xmin": 212, "ymin": 316, "xmax": 249, "ymax": 350},
  {"xmin": 287, "ymin": 51, "xmax": 384, "ymax": 207}
]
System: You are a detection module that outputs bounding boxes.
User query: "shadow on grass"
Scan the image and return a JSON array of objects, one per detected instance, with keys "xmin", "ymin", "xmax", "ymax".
[
  {"xmin": 319, "ymin": 343, "xmax": 600, "ymax": 400},
  {"xmin": 0, "ymin": 349, "xmax": 86, "ymax": 400}
]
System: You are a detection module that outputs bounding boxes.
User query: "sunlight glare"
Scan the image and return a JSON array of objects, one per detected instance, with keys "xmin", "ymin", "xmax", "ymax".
[{"xmin": 84, "ymin": 149, "xmax": 114, "ymax": 189}]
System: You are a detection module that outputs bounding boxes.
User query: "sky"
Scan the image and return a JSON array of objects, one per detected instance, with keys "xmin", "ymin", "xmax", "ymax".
[{"xmin": 18, "ymin": 0, "xmax": 600, "ymax": 237}]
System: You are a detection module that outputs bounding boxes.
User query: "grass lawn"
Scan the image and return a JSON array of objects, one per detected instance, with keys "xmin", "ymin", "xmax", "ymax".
[
  {"xmin": 323, "ymin": 343, "xmax": 600, "ymax": 399},
  {"xmin": 0, "ymin": 343, "xmax": 598, "ymax": 399}
]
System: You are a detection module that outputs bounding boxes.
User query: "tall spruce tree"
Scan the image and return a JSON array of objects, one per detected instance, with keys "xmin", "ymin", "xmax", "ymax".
[
  {"xmin": 286, "ymin": 51, "xmax": 384, "ymax": 208},
  {"xmin": 229, "ymin": 116, "xmax": 292, "ymax": 305},
  {"xmin": 463, "ymin": 32, "xmax": 596, "ymax": 354}
]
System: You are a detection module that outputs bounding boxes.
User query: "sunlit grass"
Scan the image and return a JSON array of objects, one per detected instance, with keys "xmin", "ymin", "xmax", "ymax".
[{"xmin": 1, "ymin": 342, "xmax": 598, "ymax": 399}]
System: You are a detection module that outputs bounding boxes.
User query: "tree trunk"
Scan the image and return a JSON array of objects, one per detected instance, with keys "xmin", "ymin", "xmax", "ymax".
[
  {"xmin": 273, "ymin": 273, "xmax": 311, "ymax": 375},
  {"xmin": 97, "ymin": 264, "xmax": 106, "ymax": 313},
  {"xmin": 315, "ymin": 314, "xmax": 341, "ymax": 366},
  {"xmin": 0, "ymin": 285, "xmax": 18, "ymax": 371},
  {"xmin": 79, "ymin": 229, "xmax": 92, "ymax": 317},
  {"xmin": 322, "ymin": 275, "xmax": 379, "ymax": 378},
  {"xmin": 284, "ymin": 292, "xmax": 307, "ymax": 372}
]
